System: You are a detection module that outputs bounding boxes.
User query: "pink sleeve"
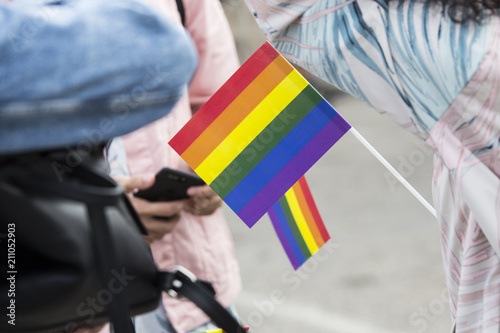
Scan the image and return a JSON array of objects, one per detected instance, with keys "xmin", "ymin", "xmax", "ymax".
[
  {"xmin": 183, "ymin": 0, "xmax": 240, "ymax": 113},
  {"xmin": 134, "ymin": 0, "xmax": 181, "ymax": 23}
]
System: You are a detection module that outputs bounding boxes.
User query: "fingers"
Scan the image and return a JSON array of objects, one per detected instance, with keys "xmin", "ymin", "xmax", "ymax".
[
  {"xmin": 73, "ymin": 324, "xmax": 105, "ymax": 333},
  {"xmin": 113, "ymin": 174, "xmax": 186, "ymax": 242},
  {"xmin": 183, "ymin": 185, "xmax": 223, "ymax": 216},
  {"xmin": 186, "ymin": 184, "xmax": 216, "ymax": 197},
  {"xmin": 113, "ymin": 174, "xmax": 155, "ymax": 192},
  {"xmin": 131, "ymin": 196, "xmax": 185, "ymax": 217},
  {"xmin": 183, "ymin": 198, "xmax": 222, "ymax": 216},
  {"xmin": 126, "ymin": 196, "xmax": 184, "ymax": 242},
  {"xmin": 141, "ymin": 214, "xmax": 181, "ymax": 243}
]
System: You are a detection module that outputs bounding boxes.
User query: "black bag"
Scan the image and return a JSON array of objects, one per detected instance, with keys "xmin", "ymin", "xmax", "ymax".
[{"xmin": 0, "ymin": 146, "xmax": 245, "ymax": 333}]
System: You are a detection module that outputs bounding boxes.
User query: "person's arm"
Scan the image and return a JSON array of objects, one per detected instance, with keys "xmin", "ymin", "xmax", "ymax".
[
  {"xmin": 184, "ymin": 0, "xmax": 240, "ymax": 114},
  {"xmin": 164, "ymin": 0, "xmax": 239, "ymax": 217}
]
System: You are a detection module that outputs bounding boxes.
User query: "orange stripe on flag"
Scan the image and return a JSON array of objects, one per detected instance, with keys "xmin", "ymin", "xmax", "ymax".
[{"xmin": 298, "ymin": 177, "xmax": 330, "ymax": 243}]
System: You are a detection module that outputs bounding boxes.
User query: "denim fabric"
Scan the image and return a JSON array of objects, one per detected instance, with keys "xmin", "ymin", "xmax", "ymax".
[{"xmin": 0, "ymin": 0, "xmax": 198, "ymax": 155}]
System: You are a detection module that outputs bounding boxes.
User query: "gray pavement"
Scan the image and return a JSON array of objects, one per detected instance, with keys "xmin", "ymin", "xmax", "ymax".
[{"xmin": 222, "ymin": 1, "xmax": 452, "ymax": 332}]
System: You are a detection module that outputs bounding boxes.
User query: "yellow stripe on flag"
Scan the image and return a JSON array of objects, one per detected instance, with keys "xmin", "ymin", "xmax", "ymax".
[
  {"xmin": 195, "ymin": 70, "xmax": 308, "ymax": 183},
  {"xmin": 285, "ymin": 188, "xmax": 319, "ymax": 254}
]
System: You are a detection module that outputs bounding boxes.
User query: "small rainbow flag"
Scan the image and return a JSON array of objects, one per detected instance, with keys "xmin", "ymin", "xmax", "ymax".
[
  {"xmin": 268, "ymin": 176, "xmax": 330, "ymax": 270},
  {"xmin": 169, "ymin": 41, "xmax": 351, "ymax": 227}
]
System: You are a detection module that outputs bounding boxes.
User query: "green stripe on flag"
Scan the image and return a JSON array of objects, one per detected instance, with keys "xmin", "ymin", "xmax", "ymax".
[{"xmin": 279, "ymin": 196, "xmax": 311, "ymax": 258}]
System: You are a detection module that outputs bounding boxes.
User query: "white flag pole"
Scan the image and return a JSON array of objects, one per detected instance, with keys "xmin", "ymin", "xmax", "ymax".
[{"xmin": 349, "ymin": 128, "xmax": 437, "ymax": 218}]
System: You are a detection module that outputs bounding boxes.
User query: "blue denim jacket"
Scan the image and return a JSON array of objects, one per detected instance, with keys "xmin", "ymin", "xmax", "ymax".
[{"xmin": 0, "ymin": 0, "xmax": 198, "ymax": 155}]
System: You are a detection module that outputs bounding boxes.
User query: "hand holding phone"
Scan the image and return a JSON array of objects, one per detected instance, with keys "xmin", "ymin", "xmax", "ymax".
[
  {"xmin": 182, "ymin": 185, "xmax": 223, "ymax": 216},
  {"xmin": 114, "ymin": 173, "xmax": 184, "ymax": 241},
  {"xmin": 133, "ymin": 168, "xmax": 205, "ymax": 202}
]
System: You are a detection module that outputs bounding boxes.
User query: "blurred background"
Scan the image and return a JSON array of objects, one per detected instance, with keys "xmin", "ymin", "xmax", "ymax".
[{"xmin": 220, "ymin": 1, "xmax": 452, "ymax": 332}]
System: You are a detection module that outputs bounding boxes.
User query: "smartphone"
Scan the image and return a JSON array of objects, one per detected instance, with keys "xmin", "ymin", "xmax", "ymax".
[{"xmin": 133, "ymin": 168, "xmax": 205, "ymax": 202}]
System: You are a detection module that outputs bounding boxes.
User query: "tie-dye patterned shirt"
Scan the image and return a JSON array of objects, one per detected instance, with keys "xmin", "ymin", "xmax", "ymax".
[{"xmin": 244, "ymin": 0, "xmax": 500, "ymax": 331}]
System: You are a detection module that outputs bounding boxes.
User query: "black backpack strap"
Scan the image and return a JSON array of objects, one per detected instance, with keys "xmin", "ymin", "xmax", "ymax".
[
  {"xmin": 175, "ymin": 0, "xmax": 186, "ymax": 26},
  {"xmin": 87, "ymin": 203, "xmax": 135, "ymax": 333},
  {"xmin": 159, "ymin": 268, "xmax": 247, "ymax": 333}
]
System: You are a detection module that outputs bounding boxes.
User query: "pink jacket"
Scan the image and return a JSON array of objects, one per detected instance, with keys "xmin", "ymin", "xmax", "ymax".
[{"xmin": 107, "ymin": 0, "xmax": 241, "ymax": 331}]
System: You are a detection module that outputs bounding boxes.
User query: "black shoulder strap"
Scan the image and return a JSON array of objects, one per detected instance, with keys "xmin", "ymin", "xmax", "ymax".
[
  {"xmin": 175, "ymin": 0, "xmax": 186, "ymax": 26},
  {"xmin": 159, "ymin": 270, "xmax": 247, "ymax": 333}
]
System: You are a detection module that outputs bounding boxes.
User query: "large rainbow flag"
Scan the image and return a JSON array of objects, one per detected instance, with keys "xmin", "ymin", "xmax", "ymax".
[
  {"xmin": 268, "ymin": 176, "xmax": 330, "ymax": 270},
  {"xmin": 169, "ymin": 41, "xmax": 351, "ymax": 227}
]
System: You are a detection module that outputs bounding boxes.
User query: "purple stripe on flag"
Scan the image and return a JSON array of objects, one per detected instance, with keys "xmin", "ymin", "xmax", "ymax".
[
  {"xmin": 238, "ymin": 117, "xmax": 351, "ymax": 227},
  {"xmin": 268, "ymin": 208, "xmax": 301, "ymax": 269}
]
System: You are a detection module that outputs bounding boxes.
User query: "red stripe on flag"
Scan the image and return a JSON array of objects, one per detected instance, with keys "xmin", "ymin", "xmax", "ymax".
[
  {"xmin": 293, "ymin": 178, "xmax": 325, "ymax": 248},
  {"xmin": 169, "ymin": 41, "xmax": 279, "ymax": 155},
  {"xmin": 298, "ymin": 177, "xmax": 330, "ymax": 243}
]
